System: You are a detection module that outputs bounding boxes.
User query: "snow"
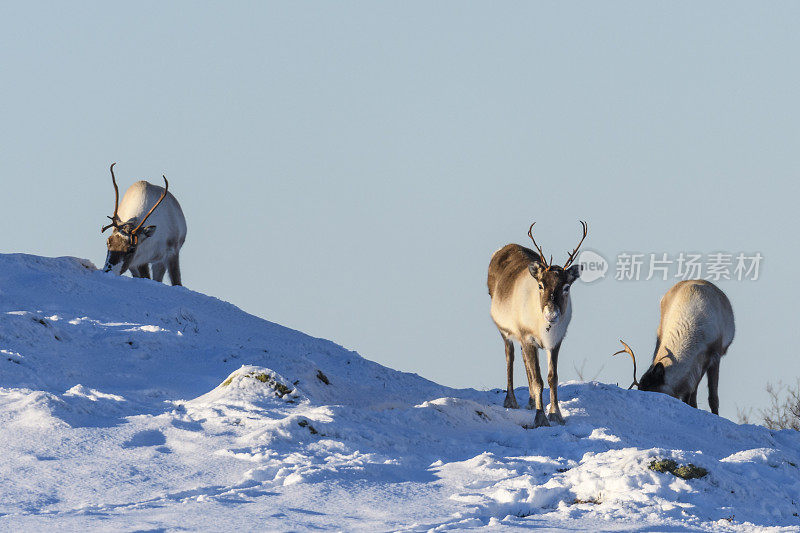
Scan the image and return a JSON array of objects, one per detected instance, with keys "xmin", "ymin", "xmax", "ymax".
[{"xmin": 0, "ymin": 253, "xmax": 798, "ymax": 531}]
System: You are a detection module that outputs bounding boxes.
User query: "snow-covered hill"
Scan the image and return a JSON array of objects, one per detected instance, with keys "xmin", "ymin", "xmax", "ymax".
[{"xmin": 0, "ymin": 254, "xmax": 798, "ymax": 532}]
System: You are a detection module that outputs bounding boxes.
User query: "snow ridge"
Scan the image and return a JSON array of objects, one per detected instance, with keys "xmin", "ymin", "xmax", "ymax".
[{"xmin": 0, "ymin": 254, "xmax": 798, "ymax": 531}]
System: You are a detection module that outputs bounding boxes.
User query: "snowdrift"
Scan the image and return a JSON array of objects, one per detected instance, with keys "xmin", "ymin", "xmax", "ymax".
[{"xmin": 0, "ymin": 254, "xmax": 798, "ymax": 531}]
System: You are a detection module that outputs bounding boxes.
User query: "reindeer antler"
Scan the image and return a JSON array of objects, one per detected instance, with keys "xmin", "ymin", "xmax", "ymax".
[
  {"xmin": 563, "ymin": 220, "xmax": 588, "ymax": 269},
  {"xmin": 527, "ymin": 222, "xmax": 551, "ymax": 270},
  {"xmin": 613, "ymin": 339, "xmax": 639, "ymax": 390},
  {"xmin": 131, "ymin": 176, "xmax": 169, "ymax": 243},
  {"xmin": 101, "ymin": 162, "xmax": 120, "ymax": 233}
]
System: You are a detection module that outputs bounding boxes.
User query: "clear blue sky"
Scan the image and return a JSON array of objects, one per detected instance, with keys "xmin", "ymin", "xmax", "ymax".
[{"xmin": 2, "ymin": 2, "xmax": 798, "ymax": 420}]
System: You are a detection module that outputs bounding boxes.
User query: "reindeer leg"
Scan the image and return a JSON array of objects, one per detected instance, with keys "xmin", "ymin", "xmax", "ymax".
[
  {"xmin": 688, "ymin": 387, "xmax": 698, "ymax": 408},
  {"xmin": 521, "ymin": 344, "xmax": 534, "ymax": 402},
  {"xmin": 547, "ymin": 343, "xmax": 565, "ymax": 425},
  {"xmin": 167, "ymin": 254, "xmax": 182, "ymax": 286},
  {"xmin": 152, "ymin": 262, "xmax": 167, "ymax": 283},
  {"xmin": 520, "ymin": 343, "xmax": 536, "ymax": 409},
  {"xmin": 522, "ymin": 341, "xmax": 549, "ymax": 427},
  {"xmin": 137, "ymin": 264, "xmax": 151, "ymax": 279},
  {"xmin": 707, "ymin": 357, "xmax": 720, "ymax": 415},
  {"xmin": 502, "ymin": 333, "xmax": 518, "ymax": 408}
]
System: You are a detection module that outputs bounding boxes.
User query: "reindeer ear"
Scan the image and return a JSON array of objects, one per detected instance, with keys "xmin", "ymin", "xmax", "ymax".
[
  {"xmin": 140, "ymin": 225, "xmax": 157, "ymax": 238},
  {"xmin": 528, "ymin": 261, "xmax": 545, "ymax": 280},
  {"xmin": 566, "ymin": 264, "xmax": 582, "ymax": 283}
]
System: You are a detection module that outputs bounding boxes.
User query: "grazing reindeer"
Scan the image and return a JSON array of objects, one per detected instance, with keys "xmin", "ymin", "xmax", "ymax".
[
  {"xmin": 614, "ymin": 279, "xmax": 734, "ymax": 415},
  {"xmin": 100, "ymin": 163, "xmax": 187, "ymax": 286},
  {"xmin": 488, "ymin": 221, "xmax": 587, "ymax": 427}
]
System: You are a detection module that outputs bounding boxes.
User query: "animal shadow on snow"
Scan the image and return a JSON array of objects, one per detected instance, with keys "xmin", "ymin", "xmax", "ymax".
[{"xmin": 122, "ymin": 429, "xmax": 167, "ymax": 448}]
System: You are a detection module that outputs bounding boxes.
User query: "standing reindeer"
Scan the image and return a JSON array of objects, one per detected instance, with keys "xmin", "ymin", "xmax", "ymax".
[
  {"xmin": 100, "ymin": 163, "xmax": 187, "ymax": 286},
  {"xmin": 487, "ymin": 221, "xmax": 587, "ymax": 427},
  {"xmin": 614, "ymin": 279, "xmax": 734, "ymax": 415}
]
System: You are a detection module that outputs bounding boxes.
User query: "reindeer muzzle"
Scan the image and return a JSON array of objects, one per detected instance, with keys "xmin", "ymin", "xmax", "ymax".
[
  {"xmin": 543, "ymin": 308, "xmax": 561, "ymax": 324},
  {"xmin": 103, "ymin": 251, "xmax": 124, "ymax": 274}
]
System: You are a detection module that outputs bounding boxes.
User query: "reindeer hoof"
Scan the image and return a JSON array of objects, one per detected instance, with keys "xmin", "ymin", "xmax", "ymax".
[
  {"xmin": 548, "ymin": 411, "xmax": 565, "ymax": 425},
  {"xmin": 534, "ymin": 409, "xmax": 550, "ymax": 427},
  {"xmin": 503, "ymin": 395, "xmax": 519, "ymax": 409}
]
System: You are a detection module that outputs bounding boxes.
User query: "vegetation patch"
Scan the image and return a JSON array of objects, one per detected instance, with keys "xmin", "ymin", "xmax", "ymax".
[
  {"xmin": 297, "ymin": 419, "xmax": 319, "ymax": 435},
  {"xmin": 738, "ymin": 380, "xmax": 800, "ymax": 431},
  {"xmin": 649, "ymin": 458, "xmax": 708, "ymax": 479},
  {"xmin": 272, "ymin": 380, "xmax": 292, "ymax": 397},
  {"xmin": 573, "ymin": 496, "xmax": 602, "ymax": 505},
  {"xmin": 649, "ymin": 458, "xmax": 678, "ymax": 474},
  {"xmin": 221, "ymin": 370, "xmax": 294, "ymax": 398}
]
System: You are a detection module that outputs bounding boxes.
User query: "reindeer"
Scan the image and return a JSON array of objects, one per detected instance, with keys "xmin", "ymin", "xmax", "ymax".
[
  {"xmin": 487, "ymin": 221, "xmax": 587, "ymax": 427},
  {"xmin": 100, "ymin": 163, "xmax": 187, "ymax": 286},
  {"xmin": 614, "ymin": 279, "xmax": 734, "ymax": 415}
]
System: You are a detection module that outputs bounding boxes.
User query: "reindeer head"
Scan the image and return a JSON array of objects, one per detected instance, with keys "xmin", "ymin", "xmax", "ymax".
[
  {"xmin": 526, "ymin": 221, "xmax": 587, "ymax": 325},
  {"xmin": 637, "ymin": 349, "xmax": 675, "ymax": 393},
  {"xmin": 100, "ymin": 163, "xmax": 169, "ymax": 274},
  {"xmin": 611, "ymin": 339, "xmax": 675, "ymax": 393},
  {"xmin": 613, "ymin": 340, "xmax": 672, "ymax": 393}
]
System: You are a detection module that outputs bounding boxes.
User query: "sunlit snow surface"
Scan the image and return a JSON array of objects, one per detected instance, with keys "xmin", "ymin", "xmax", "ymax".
[{"xmin": 0, "ymin": 254, "xmax": 798, "ymax": 531}]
